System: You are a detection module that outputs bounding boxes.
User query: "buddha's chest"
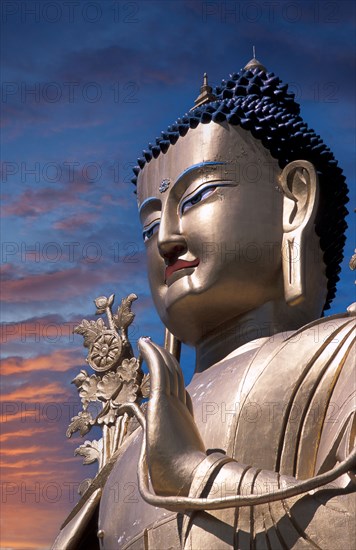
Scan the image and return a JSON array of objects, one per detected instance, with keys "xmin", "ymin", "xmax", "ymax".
[
  {"xmin": 98, "ymin": 325, "xmax": 345, "ymax": 549},
  {"xmin": 98, "ymin": 345, "xmax": 283, "ymax": 549}
]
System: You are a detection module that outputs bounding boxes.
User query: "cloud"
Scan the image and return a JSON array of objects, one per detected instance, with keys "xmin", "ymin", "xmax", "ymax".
[
  {"xmin": 0, "ymin": 102, "xmax": 49, "ymax": 138},
  {"xmin": 57, "ymin": 44, "xmax": 166, "ymax": 84},
  {"xmin": 1, "ymin": 265, "xmax": 106, "ymax": 302},
  {"xmin": 53, "ymin": 212, "xmax": 99, "ymax": 231},
  {"xmin": 1, "ymin": 349, "xmax": 82, "ymax": 376},
  {"xmin": 2, "ymin": 178, "xmax": 91, "ymax": 219},
  {"xmin": 1, "ymin": 445, "xmax": 54, "ymax": 457},
  {"xmin": 1, "ymin": 314, "xmax": 77, "ymax": 345},
  {"xmin": 55, "ymin": 37, "xmax": 218, "ymax": 90},
  {"xmin": 1, "ymin": 458, "xmax": 44, "ymax": 469},
  {"xmin": 0, "ymin": 262, "xmax": 23, "ymax": 281},
  {"xmin": 2, "ymin": 381, "xmax": 70, "ymax": 400},
  {"xmin": 1, "ymin": 248, "xmax": 147, "ymax": 305},
  {"xmin": 1, "ymin": 455, "xmax": 79, "ymax": 469},
  {"xmin": 0, "ymin": 427, "xmax": 55, "ymax": 443}
]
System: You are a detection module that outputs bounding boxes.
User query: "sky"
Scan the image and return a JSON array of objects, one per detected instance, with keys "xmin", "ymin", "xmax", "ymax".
[{"xmin": 1, "ymin": 1, "xmax": 355, "ymax": 548}]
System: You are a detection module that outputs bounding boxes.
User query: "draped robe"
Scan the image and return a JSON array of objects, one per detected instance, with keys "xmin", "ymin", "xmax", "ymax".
[{"xmin": 53, "ymin": 312, "xmax": 355, "ymax": 549}]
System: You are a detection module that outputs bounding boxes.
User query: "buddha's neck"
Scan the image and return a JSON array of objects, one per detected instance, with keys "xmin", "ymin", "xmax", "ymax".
[{"xmin": 194, "ymin": 300, "xmax": 299, "ymax": 373}]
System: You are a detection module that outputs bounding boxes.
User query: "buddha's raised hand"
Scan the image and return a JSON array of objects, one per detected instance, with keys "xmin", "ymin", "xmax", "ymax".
[{"xmin": 138, "ymin": 337, "xmax": 206, "ymax": 496}]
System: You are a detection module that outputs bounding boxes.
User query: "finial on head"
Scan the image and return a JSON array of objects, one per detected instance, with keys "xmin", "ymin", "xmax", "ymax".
[
  {"xmin": 244, "ymin": 46, "xmax": 267, "ymax": 72},
  {"xmin": 191, "ymin": 72, "xmax": 216, "ymax": 110}
]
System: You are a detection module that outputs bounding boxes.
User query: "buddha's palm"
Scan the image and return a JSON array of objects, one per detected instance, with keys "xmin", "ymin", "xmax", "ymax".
[{"xmin": 138, "ymin": 338, "xmax": 206, "ymax": 496}]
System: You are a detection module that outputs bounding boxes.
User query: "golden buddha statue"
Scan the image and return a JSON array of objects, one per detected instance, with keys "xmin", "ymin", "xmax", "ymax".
[{"xmin": 53, "ymin": 57, "xmax": 355, "ymax": 549}]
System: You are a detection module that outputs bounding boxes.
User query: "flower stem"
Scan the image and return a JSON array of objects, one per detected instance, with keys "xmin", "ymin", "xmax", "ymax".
[
  {"xmin": 118, "ymin": 412, "xmax": 129, "ymax": 448},
  {"xmin": 112, "ymin": 416, "xmax": 122, "ymax": 454},
  {"xmin": 102, "ymin": 425, "xmax": 111, "ymax": 465},
  {"xmin": 105, "ymin": 306, "xmax": 115, "ymax": 331}
]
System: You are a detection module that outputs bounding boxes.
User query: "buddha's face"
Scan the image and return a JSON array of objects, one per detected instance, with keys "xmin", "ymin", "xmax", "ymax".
[{"xmin": 137, "ymin": 122, "xmax": 284, "ymax": 345}]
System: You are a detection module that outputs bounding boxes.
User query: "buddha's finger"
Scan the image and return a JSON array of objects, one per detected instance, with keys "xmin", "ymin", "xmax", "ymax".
[
  {"xmin": 158, "ymin": 342, "xmax": 186, "ymax": 402},
  {"xmin": 138, "ymin": 337, "xmax": 170, "ymax": 395},
  {"xmin": 154, "ymin": 343, "xmax": 179, "ymax": 397},
  {"xmin": 169, "ymin": 351, "xmax": 186, "ymax": 404}
]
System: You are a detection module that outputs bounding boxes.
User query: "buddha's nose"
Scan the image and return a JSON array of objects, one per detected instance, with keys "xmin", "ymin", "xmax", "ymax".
[
  {"xmin": 158, "ymin": 241, "xmax": 187, "ymax": 265},
  {"xmin": 158, "ymin": 203, "xmax": 187, "ymax": 264}
]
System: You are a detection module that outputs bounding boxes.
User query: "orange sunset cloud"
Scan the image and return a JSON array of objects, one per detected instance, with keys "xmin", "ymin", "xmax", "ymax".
[{"xmin": 1, "ymin": 349, "xmax": 82, "ymax": 376}]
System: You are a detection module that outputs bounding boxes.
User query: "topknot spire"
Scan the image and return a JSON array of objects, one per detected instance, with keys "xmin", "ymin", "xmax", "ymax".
[
  {"xmin": 191, "ymin": 72, "xmax": 216, "ymax": 110},
  {"xmin": 244, "ymin": 46, "xmax": 267, "ymax": 72}
]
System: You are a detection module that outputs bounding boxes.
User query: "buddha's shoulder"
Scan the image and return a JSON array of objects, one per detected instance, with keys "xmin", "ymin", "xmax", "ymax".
[
  {"xmin": 269, "ymin": 306, "xmax": 355, "ymax": 359},
  {"xmin": 254, "ymin": 306, "xmax": 355, "ymax": 360},
  {"xmin": 285, "ymin": 304, "xmax": 355, "ymax": 341},
  {"xmin": 276, "ymin": 306, "xmax": 355, "ymax": 372},
  {"xmin": 190, "ymin": 306, "xmax": 355, "ymax": 395}
]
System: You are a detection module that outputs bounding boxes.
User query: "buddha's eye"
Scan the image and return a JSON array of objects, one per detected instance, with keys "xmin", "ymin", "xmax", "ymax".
[
  {"xmin": 181, "ymin": 186, "xmax": 217, "ymax": 214},
  {"xmin": 143, "ymin": 222, "xmax": 160, "ymax": 242}
]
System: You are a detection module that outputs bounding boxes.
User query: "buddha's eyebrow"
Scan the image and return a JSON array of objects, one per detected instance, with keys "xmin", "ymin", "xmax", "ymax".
[
  {"xmin": 174, "ymin": 161, "xmax": 226, "ymax": 188},
  {"xmin": 139, "ymin": 161, "xmax": 226, "ymax": 217},
  {"xmin": 139, "ymin": 196, "xmax": 160, "ymax": 220}
]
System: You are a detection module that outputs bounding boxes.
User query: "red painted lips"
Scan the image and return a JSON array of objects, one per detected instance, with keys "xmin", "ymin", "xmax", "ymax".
[{"xmin": 165, "ymin": 258, "xmax": 200, "ymax": 283}]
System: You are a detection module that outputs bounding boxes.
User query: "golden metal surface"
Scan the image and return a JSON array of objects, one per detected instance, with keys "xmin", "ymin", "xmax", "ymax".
[
  {"xmin": 191, "ymin": 73, "xmax": 216, "ymax": 109},
  {"xmin": 53, "ymin": 65, "xmax": 355, "ymax": 550},
  {"xmin": 66, "ymin": 293, "xmax": 149, "ymax": 478},
  {"xmin": 243, "ymin": 48, "xmax": 267, "ymax": 72}
]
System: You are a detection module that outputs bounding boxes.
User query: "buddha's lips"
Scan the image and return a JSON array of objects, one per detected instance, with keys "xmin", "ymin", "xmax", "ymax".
[{"xmin": 165, "ymin": 258, "xmax": 200, "ymax": 282}]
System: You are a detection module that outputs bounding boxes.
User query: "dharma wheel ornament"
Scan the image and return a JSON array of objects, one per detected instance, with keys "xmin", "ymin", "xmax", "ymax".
[
  {"xmin": 85, "ymin": 294, "xmax": 125, "ymax": 372},
  {"xmin": 87, "ymin": 330, "xmax": 122, "ymax": 372}
]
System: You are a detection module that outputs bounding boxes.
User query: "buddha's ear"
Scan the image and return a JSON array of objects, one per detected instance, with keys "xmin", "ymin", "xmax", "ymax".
[{"xmin": 278, "ymin": 160, "xmax": 319, "ymax": 306}]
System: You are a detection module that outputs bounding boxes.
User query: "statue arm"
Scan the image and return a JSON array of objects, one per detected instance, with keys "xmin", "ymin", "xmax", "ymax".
[{"xmin": 180, "ymin": 453, "xmax": 355, "ymax": 549}]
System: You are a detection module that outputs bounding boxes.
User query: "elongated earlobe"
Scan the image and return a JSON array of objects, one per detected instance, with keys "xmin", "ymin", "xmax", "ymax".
[
  {"xmin": 279, "ymin": 161, "xmax": 319, "ymax": 306},
  {"xmin": 282, "ymin": 232, "xmax": 304, "ymax": 305}
]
